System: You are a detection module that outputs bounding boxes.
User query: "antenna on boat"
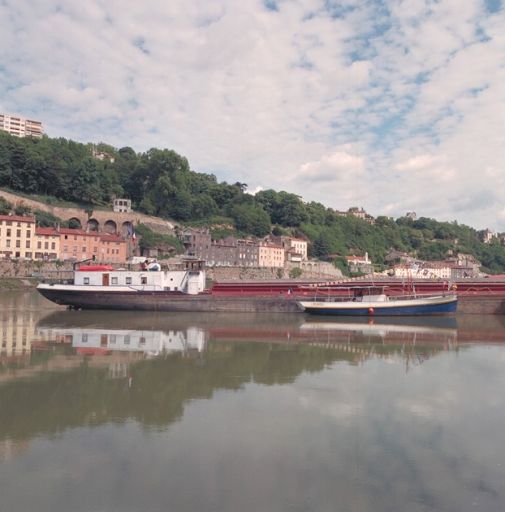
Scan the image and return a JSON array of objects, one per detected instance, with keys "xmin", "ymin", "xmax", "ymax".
[{"xmin": 72, "ymin": 255, "xmax": 96, "ymax": 271}]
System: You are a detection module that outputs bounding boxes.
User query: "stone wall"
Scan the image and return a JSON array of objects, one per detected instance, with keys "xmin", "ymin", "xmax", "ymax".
[
  {"xmin": 0, "ymin": 259, "xmax": 73, "ymax": 279},
  {"xmin": 208, "ymin": 262, "xmax": 342, "ymax": 282}
]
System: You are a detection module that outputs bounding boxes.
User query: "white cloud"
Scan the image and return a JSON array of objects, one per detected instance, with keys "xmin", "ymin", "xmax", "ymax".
[{"xmin": 1, "ymin": 0, "xmax": 505, "ymax": 229}]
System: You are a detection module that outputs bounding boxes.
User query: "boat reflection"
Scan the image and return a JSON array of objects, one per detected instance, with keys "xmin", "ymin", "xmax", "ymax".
[
  {"xmin": 37, "ymin": 324, "xmax": 207, "ymax": 357},
  {"xmin": 301, "ymin": 316, "xmax": 458, "ymax": 341}
]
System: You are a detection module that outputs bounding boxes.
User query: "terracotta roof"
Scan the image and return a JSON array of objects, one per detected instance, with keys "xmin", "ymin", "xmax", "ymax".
[
  {"xmin": 35, "ymin": 227, "xmax": 59, "ymax": 236},
  {"xmin": 0, "ymin": 215, "xmax": 36, "ymax": 223}
]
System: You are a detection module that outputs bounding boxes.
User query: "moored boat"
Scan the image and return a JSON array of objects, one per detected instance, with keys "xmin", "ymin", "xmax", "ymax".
[{"xmin": 298, "ymin": 286, "xmax": 457, "ymax": 316}]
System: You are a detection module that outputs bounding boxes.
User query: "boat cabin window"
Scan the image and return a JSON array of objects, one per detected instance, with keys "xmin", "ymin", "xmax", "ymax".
[
  {"xmin": 125, "ymin": 277, "xmax": 132, "ymax": 285},
  {"xmin": 141, "ymin": 276, "xmax": 147, "ymax": 285},
  {"xmin": 83, "ymin": 277, "xmax": 90, "ymax": 285},
  {"xmin": 111, "ymin": 277, "xmax": 118, "ymax": 285}
]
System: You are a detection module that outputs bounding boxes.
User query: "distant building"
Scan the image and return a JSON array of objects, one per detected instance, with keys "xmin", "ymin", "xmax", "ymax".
[
  {"xmin": 0, "ymin": 215, "xmax": 36, "ymax": 259},
  {"xmin": 405, "ymin": 212, "xmax": 417, "ymax": 220},
  {"xmin": 181, "ymin": 228, "xmax": 259, "ymax": 267},
  {"xmin": 113, "ymin": 198, "xmax": 132, "ymax": 213},
  {"xmin": 478, "ymin": 229, "xmax": 495, "ymax": 244},
  {"xmin": 92, "ymin": 146, "xmax": 115, "ymax": 163},
  {"xmin": 58, "ymin": 228, "xmax": 127, "ymax": 263},
  {"xmin": 0, "ymin": 113, "xmax": 43, "ymax": 138},
  {"xmin": 269, "ymin": 235, "xmax": 308, "ymax": 262},
  {"xmin": 258, "ymin": 241, "xmax": 284, "ymax": 268},
  {"xmin": 346, "ymin": 253, "xmax": 373, "ymax": 274},
  {"xmin": 391, "ymin": 259, "xmax": 479, "ymax": 280},
  {"xmin": 34, "ymin": 227, "xmax": 60, "ymax": 260},
  {"xmin": 335, "ymin": 207, "xmax": 375, "ymax": 224}
]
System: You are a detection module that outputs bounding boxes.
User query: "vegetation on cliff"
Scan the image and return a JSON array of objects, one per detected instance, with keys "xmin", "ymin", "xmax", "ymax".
[{"xmin": 1, "ymin": 131, "xmax": 504, "ymax": 272}]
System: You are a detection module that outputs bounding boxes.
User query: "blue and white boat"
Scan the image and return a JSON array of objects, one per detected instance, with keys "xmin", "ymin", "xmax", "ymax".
[{"xmin": 298, "ymin": 286, "xmax": 457, "ymax": 316}]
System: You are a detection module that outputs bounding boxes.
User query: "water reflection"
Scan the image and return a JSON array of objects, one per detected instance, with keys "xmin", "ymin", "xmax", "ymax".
[{"xmin": 2, "ymin": 292, "xmax": 505, "ymax": 511}]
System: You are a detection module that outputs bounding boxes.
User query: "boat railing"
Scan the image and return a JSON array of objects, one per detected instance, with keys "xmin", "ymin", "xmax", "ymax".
[{"xmin": 303, "ymin": 291, "xmax": 456, "ymax": 303}]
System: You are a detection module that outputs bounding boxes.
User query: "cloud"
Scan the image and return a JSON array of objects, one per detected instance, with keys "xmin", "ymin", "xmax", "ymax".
[{"xmin": 1, "ymin": 0, "xmax": 504, "ymax": 229}]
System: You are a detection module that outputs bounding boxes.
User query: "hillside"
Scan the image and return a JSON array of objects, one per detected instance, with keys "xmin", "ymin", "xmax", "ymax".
[{"xmin": 1, "ymin": 131, "xmax": 505, "ymax": 273}]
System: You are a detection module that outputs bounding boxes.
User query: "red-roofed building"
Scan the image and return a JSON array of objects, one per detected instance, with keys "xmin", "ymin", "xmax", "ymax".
[
  {"xmin": 34, "ymin": 227, "xmax": 60, "ymax": 260},
  {"xmin": 0, "ymin": 215, "xmax": 36, "ymax": 259},
  {"xmin": 58, "ymin": 228, "xmax": 127, "ymax": 263}
]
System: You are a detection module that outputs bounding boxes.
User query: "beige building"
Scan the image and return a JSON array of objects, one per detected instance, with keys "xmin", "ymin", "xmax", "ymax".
[
  {"xmin": 113, "ymin": 198, "xmax": 132, "ymax": 213},
  {"xmin": 0, "ymin": 215, "xmax": 36, "ymax": 259},
  {"xmin": 258, "ymin": 242, "xmax": 285, "ymax": 268},
  {"xmin": 0, "ymin": 113, "xmax": 43, "ymax": 138}
]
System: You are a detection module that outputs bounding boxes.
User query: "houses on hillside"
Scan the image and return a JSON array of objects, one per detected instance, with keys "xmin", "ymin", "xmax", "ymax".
[{"xmin": 181, "ymin": 228, "xmax": 308, "ymax": 268}]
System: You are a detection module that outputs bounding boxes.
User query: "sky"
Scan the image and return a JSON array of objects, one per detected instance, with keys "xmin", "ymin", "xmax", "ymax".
[{"xmin": 1, "ymin": 0, "xmax": 504, "ymax": 231}]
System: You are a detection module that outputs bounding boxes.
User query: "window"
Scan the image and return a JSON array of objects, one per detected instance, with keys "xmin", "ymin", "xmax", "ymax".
[
  {"xmin": 125, "ymin": 277, "xmax": 132, "ymax": 285},
  {"xmin": 83, "ymin": 277, "xmax": 90, "ymax": 284},
  {"xmin": 6, "ymin": 229, "xmax": 11, "ymax": 237},
  {"xmin": 82, "ymin": 333, "xmax": 88, "ymax": 343},
  {"xmin": 51, "ymin": 242, "xmax": 55, "ymax": 250},
  {"xmin": 111, "ymin": 277, "xmax": 118, "ymax": 285},
  {"xmin": 37, "ymin": 241, "xmax": 41, "ymax": 249},
  {"xmin": 82, "ymin": 247, "xmax": 86, "ymax": 252},
  {"xmin": 26, "ymin": 240, "xmax": 30, "ymax": 248},
  {"xmin": 25, "ymin": 252, "xmax": 32, "ymax": 258},
  {"xmin": 16, "ymin": 229, "xmax": 21, "ymax": 237},
  {"xmin": 27, "ymin": 230, "xmax": 31, "ymax": 237},
  {"xmin": 6, "ymin": 240, "xmax": 10, "ymax": 248},
  {"xmin": 141, "ymin": 276, "xmax": 147, "ymax": 284},
  {"xmin": 16, "ymin": 240, "xmax": 20, "ymax": 248},
  {"xmin": 44, "ymin": 242, "xmax": 48, "ymax": 249}
]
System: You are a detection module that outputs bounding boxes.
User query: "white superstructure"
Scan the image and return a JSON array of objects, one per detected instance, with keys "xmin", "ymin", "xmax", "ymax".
[{"xmin": 70, "ymin": 267, "xmax": 206, "ymax": 294}]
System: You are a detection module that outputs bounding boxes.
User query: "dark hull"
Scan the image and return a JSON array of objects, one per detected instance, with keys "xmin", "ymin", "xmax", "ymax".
[
  {"xmin": 303, "ymin": 299, "xmax": 458, "ymax": 316},
  {"xmin": 37, "ymin": 287, "xmax": 303, "ymax": 313}
]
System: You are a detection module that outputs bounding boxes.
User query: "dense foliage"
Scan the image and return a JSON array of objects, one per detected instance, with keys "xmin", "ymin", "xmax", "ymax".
[{"xmin": 1, "ymin": 131, "xmax": 505, "ymax": 271}]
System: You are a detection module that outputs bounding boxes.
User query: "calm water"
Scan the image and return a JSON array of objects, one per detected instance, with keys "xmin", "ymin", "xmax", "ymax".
[{"xmin": 1, "ymin": 291, "xmax": 505, "ymax": 512}]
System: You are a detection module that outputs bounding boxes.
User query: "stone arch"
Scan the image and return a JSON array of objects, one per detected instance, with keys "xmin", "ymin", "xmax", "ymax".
[
  {"xmin": 68, "ymin": 217, "xmax": 82, "ymax": 229},
  {"xmin": 104, "ymin": 219, "xmax": 117, "ymax": 234},
  {"xmin": 87, "ymin": 218, "xmax": 99, "ymax": 232},
  {"xmin": 121, "ymin": 221, "xmax": 133, "ymax": 237}
]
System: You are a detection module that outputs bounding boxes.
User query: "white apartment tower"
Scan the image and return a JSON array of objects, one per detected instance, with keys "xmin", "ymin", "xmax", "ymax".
[{"xmin": 0, "ymin": 113, "xmax": 43, "ymax": 138}]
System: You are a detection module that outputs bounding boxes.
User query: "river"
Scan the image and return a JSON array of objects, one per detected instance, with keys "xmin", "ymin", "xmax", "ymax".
[{"xmin": 1, "ymin": 290, "xmax": 505, "ymax": 511}]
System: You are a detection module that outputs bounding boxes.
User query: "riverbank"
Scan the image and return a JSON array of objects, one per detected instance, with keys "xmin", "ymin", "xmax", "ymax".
[{"xmin": 0, "ymin": 277, "xmax": 37, "ymax": 289}]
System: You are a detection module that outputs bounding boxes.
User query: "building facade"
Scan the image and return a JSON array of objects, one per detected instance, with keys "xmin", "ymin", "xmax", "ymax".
[
  {"xmin": 258, "ymin": 242, "xmax": 285, "ymax": 268},
  {"xmin": 34, "ymin": 228, "xmax": 60, "ymax": 260},
  {"xmin": 0, "ymin": 114, "xmax": 43, "ymax": 138},
  {"xmin": 0, "ymin": 215, "xmax": 36, "ymax": 259},
  {"xmin": 59, "ymin": 229, "xmax": 127, "ymax": 263},
  {"xmin": 112, "ymin": 198, "xmax": 132, "ymax": 213},
  {"xmin": 346, "ymin": 253, "xmax": 373, "ymax": 274}
]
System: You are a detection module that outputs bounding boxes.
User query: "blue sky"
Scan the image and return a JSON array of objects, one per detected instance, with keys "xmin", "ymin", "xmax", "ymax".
[{"xmin": 1, "ymin": 0, "xmax": 504, "ymax": 230}]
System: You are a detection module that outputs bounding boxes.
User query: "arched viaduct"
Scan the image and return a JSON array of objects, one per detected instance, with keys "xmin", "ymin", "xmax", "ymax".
[{"xmin": 0, "ymin": 190, "xmax": 175, "ymax": 235}]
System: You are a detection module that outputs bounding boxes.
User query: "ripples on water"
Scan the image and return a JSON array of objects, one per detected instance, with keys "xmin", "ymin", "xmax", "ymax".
[{"xmin": 1, "ymin": 290, "xmax": 505, "ymax": 512}]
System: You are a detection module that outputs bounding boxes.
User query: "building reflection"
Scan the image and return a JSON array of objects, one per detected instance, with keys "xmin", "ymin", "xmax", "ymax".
[
  {"xmin": 0, "ymin": 307, "xmax": 36, "ymax": 359},
  {"xmin": 37, "ymin": 326, "xmax": 207, "ymax": 356}
]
